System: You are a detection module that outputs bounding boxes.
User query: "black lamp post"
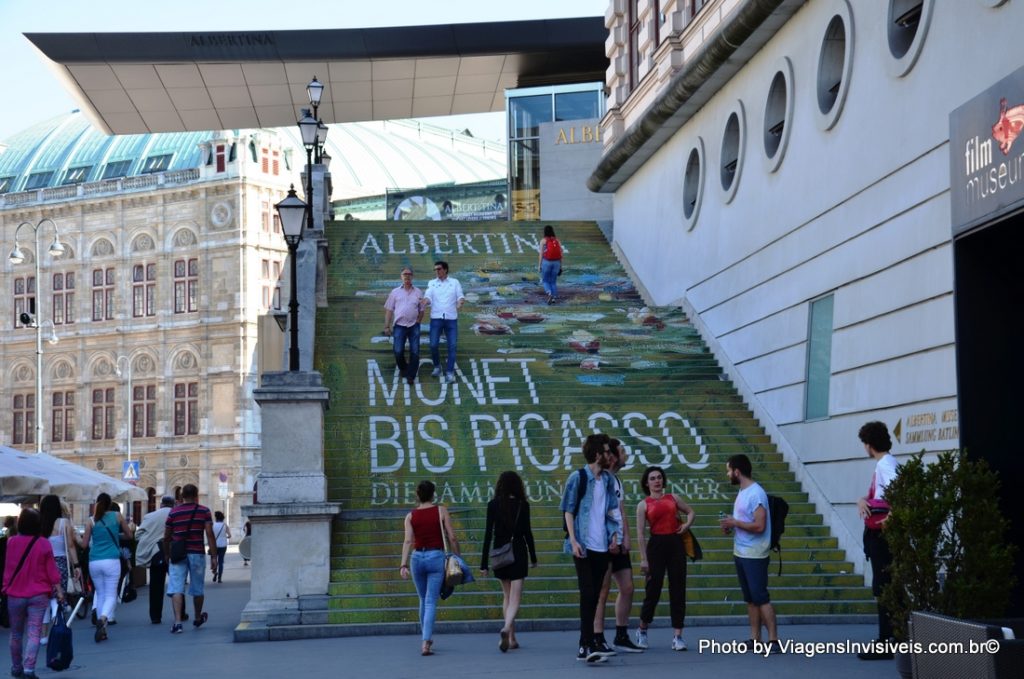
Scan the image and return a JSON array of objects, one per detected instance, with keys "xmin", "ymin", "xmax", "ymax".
[
  {"xmin": 275, "ymin": 185, "xmax": 307, "ymax": 371},
  {"xmin": 298, "ymin": 108, "xmax": 319, "ymax": 231}
]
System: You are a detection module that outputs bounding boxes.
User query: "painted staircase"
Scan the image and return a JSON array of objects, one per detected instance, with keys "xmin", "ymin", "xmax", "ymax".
[{"xmin": 314, "ymin": 219, "xmax": 873, "ymax": 628}]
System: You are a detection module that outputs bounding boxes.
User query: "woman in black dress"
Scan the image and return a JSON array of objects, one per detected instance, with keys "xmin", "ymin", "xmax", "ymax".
[{"xmin": 480, "ymin": 471, "xmax": 537, "ymax": 652}]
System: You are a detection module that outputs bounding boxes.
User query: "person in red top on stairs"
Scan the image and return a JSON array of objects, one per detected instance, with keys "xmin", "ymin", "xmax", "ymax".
[{"xmin": 538, "ymin": 225, "xmax": 563, "ymax": 304}]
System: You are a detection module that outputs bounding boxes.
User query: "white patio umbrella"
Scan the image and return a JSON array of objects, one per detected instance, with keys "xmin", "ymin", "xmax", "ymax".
[{"xmin": 0, "ymin": 445, "xmax": 147, "ymax": 503}]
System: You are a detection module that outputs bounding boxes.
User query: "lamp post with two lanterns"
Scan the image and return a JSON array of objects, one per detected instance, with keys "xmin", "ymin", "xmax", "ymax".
[{"xmin": 9, "ymin": 218, "xmax": 65, "ymax": 454}]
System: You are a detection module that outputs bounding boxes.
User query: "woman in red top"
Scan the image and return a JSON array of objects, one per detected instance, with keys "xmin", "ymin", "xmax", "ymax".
[
  {"xmin": 538, "ymin": 224, "xmax": 563, "ymax": 304},
  {"xmin": 2, "ymin": 509, "xmax": 64, "ymax": 679},
  {"xmin": 399, "ymin": 480, "xmax": 461, "ymax": 656},
  {"xmin": 634, "ymin": 466, "xmax": 695, "ymax": 652}
]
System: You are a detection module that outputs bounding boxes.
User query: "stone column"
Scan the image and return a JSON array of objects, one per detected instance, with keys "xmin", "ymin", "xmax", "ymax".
[{"xmin": 239, "ymin": 371, "xmax": 339, "ymax": 631}]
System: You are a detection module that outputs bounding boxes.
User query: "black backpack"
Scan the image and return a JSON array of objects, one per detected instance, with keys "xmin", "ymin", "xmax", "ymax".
[
  {"xmin": 767, "ymin": 494, "xmax": 789, "ymax": 575},
  {"xmin": 561, "ymin": 468, "xmax": 588, "ymax": 536}
]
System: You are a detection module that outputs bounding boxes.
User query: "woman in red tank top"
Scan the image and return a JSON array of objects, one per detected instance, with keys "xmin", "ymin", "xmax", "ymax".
[
  {"xmin": 634, "ymin": 466, "xmax": 695, "ymax": 651},
  {"xmin": 399, "ymin": 480, "xmax": 461, "ymax": 656}
]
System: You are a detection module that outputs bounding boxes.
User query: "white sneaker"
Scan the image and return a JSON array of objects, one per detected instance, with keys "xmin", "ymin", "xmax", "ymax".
[
  {"xmin": 431, "ymin": 367, "xmax": 442, "ymax": 377},
  {"xmin": 446, "ymin": 372, "xmax": 456, "ymax": 383},
  {"xmin": 671, "ymin": 636, "xmax": 688, "ymax": 652},
  {"xmin": 635, "ymin": 628, "xmax": 649, "ymax": 649}
]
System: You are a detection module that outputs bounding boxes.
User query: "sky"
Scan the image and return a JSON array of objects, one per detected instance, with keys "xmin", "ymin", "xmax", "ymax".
[{"xmin": 0, "ymin": 0, "xmax": 607, "ymax": 142}]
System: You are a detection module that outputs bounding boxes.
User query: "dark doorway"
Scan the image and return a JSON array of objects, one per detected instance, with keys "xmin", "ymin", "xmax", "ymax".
[{"xmin": 954, "ymin": 209, "xmax": 1024, "ymax": 615}]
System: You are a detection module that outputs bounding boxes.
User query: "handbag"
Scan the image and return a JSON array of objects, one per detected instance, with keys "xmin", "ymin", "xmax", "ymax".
[
  {"xmin": 46, "ymin": 604, "xmax": 74, "ymax": 671},
  {"xmin": 170, "ymin": 506, "xmax": 200, "ymax": 564},
  {"xmin": 439, "ymin": 507, "xmax": 463, "ymax": 588},
  {"xmin": 681, "ymin": 529, "xmax": 703, "ymax": 562},
  {"xmin": 864, "ymin": 475, "xmax": 891, "ymax": 530},
  {"xmin": 487, "ymin": 502, "xmax": 521, "ymax": 571}
]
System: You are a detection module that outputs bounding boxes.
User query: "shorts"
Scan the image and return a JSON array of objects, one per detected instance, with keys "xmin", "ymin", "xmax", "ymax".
[
  {"xmin": 734, "ymin": 556, "xmax": 770, "ymax": 605},
  {"xmin": 167, "ymin": 553, "xmax": 206, "ymax": 597},
  {"xmin": 609, "ymin": 549, "xmax": 632, "ymax": 573}
]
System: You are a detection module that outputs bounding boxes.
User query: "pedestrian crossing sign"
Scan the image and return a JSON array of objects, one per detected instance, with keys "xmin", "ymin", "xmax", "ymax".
[{"xmin": 122, "ymin": 460, "xmax": 140, "ymax": 482}]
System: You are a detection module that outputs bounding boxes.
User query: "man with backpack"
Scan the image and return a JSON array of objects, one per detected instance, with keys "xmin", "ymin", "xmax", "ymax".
[
  {"xmin": 720, "ymin": 454, "xmax": 780, "ymax": 654},
  {"xmin": 561, "ymin": 434, "xmax": 622, "ymax": 664}
]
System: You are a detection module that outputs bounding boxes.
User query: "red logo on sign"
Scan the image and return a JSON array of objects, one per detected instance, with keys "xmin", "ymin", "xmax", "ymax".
[{"xmin": 992, "ymin": 98, "xmax": 1024, "ymax": 155}]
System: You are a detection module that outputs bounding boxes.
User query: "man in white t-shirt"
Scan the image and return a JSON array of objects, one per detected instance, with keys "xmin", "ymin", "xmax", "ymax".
[
  {"xmin": 856, "ymin": 421, "xmax": 901, "ymax": 660},
  {"xmin": 720, "ymin": 454, "xmax": 779, "ymax": 653},
  {"xmin": 422, "ymin": 260, "xmax": 465, "ymax": 384}
]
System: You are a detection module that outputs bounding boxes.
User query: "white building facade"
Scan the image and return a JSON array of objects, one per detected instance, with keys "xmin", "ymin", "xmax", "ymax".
[{"xmin": 592, "ymin": 0, "xmax": 1024, "ymax": 572}]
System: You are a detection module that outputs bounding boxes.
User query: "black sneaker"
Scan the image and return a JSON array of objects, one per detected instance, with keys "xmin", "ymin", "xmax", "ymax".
[
  {"xmin": 170, "ymin": 623, "xmax": 183, "ymax": 634},
  {"xmin": 584, "ymin": 645, "xmax": 608, "ymax": 663},
  {"xmin": 613, "ymin": 635, "xmax": 646, "ymax": 653},
  {"xmin": 577, "ymin": 645, "xmax": 587, "ymax": 661},
  {"xmin": 592, "ymin": 639, "xmax": 617, "ymax": 657}
]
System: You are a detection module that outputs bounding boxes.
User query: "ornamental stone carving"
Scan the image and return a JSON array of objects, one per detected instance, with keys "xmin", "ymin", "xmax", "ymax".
[
  {"xmin": 14, "ymin": 365, "xmax": 32, "ymax": 383},
  {"xmin": 133, "ymin": 234, "xmax": 155, "ymax": 252},
  {"xmin": 95, "ymin": 360, "xmax": 114, "ymax": 377},
  {"xmin": 135, "ymin": 355, "xmax": 155, "ymax": 375},
  {"xmin": 175, "ymin": 352, "xmax": 198, "ymax": 371},
  {"xmin": 92, "ymin": 239, "xmax": 115, "ymax": 257},
  {"xmin": 173, "ymin": 229, "xmax": 198, "ymax": 247},
  {"xmin": 54, "ymin": 361, "xmax": 73, "ymax": 380},
  {"xmin": 210, "ymin": 201, "xmax": 233, "ymax": 229}
]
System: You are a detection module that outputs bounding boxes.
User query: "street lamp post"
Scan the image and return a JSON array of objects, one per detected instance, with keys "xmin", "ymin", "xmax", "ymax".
[
  {"xmin": 298, "ymin": 108, "xmax": 319, "ymax": 231},
  {"xmin": 8, "ymin": 218, "xmax": 65, "ymax": 454},
  {"xmin": 307, "ymin": 76, "xmax": 324, "ymax": 163},
  {"xmin": 115, "ymin": 356, "xmax": 133, "ymax": 461},
  {"xmin": 274, "ymin": 185, "xmax": 307, "ymax": 371}
]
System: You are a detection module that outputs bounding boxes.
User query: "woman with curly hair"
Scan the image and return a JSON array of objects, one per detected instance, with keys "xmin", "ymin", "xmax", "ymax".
[{"xmin": 480, "ymin": 471, "xmax": 537, "ymax": 652}]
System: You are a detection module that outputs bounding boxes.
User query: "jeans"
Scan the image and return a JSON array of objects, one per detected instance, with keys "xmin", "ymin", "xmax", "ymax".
[
  {"xmin": 541, "ymin": 258, "xmax": 561, "ymax": 298},
  {"xmin": 429, "ymin": 318, "xmax": 458, "ymax": 374},
  {"xmin": 7, "ymin": 593, "xmax": 48, "ymax": 674},
  {"xmin": 411, "ymin": 549, "xmax": 445, "ymax": 641},
  {"xmin": 216, "ymin": 546, "xmax": 227, "ymax": 579},
  {"xmin": 573, "ymin": 549, "xmax": 610, "ymax": 647},
  {"xmin": 90, "ymin": 557, "xmax": 121, "ymax": 620},
  {"xmin": 168, "ymin": 553, "xmax": 207, "ymax": 597},
  {"xmin": 392, "ymin": 322, "xmax": 421, "ymax": 380}
]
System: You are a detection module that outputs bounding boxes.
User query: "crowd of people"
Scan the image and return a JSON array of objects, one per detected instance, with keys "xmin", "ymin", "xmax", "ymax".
[
  {"xmin": 398, "ymin": 423, "xmax": 900, "ymax": 664},
  {"xmin": 2, "ymin": 484, "xmax": 232, "ymax": 676}
]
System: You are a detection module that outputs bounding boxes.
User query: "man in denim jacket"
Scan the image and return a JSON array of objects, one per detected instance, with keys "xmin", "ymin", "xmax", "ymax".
[{"xmin": 561, "ymin": 433, "xmax": 622, "ymax": 663}]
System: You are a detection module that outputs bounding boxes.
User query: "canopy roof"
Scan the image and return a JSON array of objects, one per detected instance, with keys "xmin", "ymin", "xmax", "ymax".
[{"xmin": 25, "ymin": 17, "xmax": 606, "ymax": 135}]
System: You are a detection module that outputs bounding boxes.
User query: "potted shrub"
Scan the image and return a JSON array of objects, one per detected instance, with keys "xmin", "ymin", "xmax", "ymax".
[{"xmin": 880, "ymin": 450, "xmax": 1016, "ymax": 674}]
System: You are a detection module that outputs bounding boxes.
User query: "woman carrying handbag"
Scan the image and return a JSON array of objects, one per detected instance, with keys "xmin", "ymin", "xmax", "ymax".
[
  {"xmin": 479, "ymin": 471, "xmax": 537, "ymax": 652},
  {"xmin": 398, "ymin": 480, "xmax": 461, "ymax": 656}
]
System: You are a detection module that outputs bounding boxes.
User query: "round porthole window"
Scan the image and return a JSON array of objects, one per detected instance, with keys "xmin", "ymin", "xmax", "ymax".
[
  {"xmin": 720, "ymin": 101, "xmax": 745, "ymax": 204},
  {"xmin": 682, "ymin": 137, "xmax": 705, "ymax": 230},
  {"xmin": 816, "ymin": 1, "xmax": 854, "ymax": 131},
  {"xmin": 886, "ymin": 0, "xmax": 934, "ymax": 77},
  {"xmin": 763, "ymin": 57, "xmax": 794, "ymax": 173}
]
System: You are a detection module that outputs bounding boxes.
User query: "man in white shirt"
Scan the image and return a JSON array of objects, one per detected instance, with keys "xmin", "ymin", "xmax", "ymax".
[
  {"xmin": 422, "ymin": 260, "xmax": 465, "ymax": 383},
  {"xmin": 856, "ymin": 421, "xmax": 900, "ymax": 660}
]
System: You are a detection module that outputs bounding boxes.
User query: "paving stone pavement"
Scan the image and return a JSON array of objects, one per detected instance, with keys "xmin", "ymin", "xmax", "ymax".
[{"xmin": 4, "ymin": 548, "xmax": 902, "ymax": 679}]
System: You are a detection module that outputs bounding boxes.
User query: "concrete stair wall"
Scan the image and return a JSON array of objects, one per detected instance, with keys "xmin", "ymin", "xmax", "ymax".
[{"xmin": 314, "ymin": 219, "xmax": 873, "ymax": 627}]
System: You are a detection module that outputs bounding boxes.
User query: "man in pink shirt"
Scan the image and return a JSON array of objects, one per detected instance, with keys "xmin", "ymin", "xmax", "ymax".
[{"xmin": 384, "ymin": 267, "xmax": 425, "ymax": 385}]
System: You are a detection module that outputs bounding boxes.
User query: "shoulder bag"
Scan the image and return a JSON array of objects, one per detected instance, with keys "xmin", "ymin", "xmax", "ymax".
[
  {"xmin": 439, "ymin": 507, "xmax": 463, "ymax": 588},
  {"xmin": 170, "ymin": 506, "xmax": 200, "ymax": 564},
  {"xmin": 487, "ymin": 502, "xmax": 521, "ymax": 571}
]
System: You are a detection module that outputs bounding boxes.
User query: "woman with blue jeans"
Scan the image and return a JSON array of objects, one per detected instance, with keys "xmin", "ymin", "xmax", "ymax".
[
  {"xmin": 538, "ymin": 225, "xmax": 563, "ymax": 304},
  {"xmin": 3, "ymin": 508, "xmax": 64, "ymax": 679},
  {"xmin": 399, "ymin": 480, "xmax": 461, "ymax": 656}
]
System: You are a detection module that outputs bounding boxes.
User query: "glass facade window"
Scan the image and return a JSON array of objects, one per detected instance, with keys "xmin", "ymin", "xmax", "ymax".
[
  {"xmin": 51, "ymin": 391, "xmax": 75, "ymax": 443},
  {"xmin": 25, "ymin": 172, "xmax": 54, "ymax": 190},
  {"xmin": 52, "ymin": 272, "xmax": 75, "ymax": 325},
  {"xmin": 133, "ymin": 264, "xmax": 156, "ymax": 317},
  {"xmin": 62, "ymin": 166, "xmax": 92, "ymax": 185},
  {"xmin": 555, "ymin": 91, "xmax": 601, "ymax": 122},
  {"xmin": 103, "ymin": 160, "xmax": 132, "ymax": 180},
  {"xmin": 141, "ymin": 154, "xmax": 172, "ymax": 173},
  {"xmin": 174, "ymin": 381, "xmax": 198, "ymax": 436},
  {"xmin": 92, "ymin": 268, "xmax": 115, "ymax": 321},
  {"xmin": 91, "ymin": 387, "xmax": 115, "ymax": 440},
  {"xmin": 174, "ymin": 258, "xmax": 198, "ymax": 313},
  {"xmin": 805, "ymin": 294, "xmax": 835, "ymax": 420},
  {"xmin": 13, "ymin": 393, "xmax": 35, "ymax": 445},
  {"xmin": 509, "ymin": 95, "xmax": 553, "ymax": 138},
  {"xmin": 132, "ymin": 384, "xmax": 156, "ymax": 438}
]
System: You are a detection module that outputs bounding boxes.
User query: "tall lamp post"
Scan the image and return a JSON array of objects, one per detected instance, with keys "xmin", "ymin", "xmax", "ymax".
[
  {"xmin": 115, "ymin": 356, "xmax": 133, "ymax": 461},
  {"xmin": 298, "ymin": 109, "xmax": 319, "ymax": 231},
  {"xmin": 9, "ymin": 218, "xmax": 65, "ymax": 454},
  {"xmin": 306, "ymin": 77, "xmax": 324, "ymax": 163},
  {"xmin": 275, "ymin": 185, "xmax": 307, "ymax": 371}
]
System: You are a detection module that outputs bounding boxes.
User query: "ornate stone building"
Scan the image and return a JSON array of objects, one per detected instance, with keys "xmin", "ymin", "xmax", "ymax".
[{"xmin": 1, "ymin": 111, "xmax": 506, "ymax": 527}]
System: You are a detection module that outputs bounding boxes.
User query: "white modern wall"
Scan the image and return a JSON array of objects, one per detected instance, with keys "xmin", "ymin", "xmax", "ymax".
[{"xmin": 607, "ymin": 0, "xmax": 1023, "ymax": 569}]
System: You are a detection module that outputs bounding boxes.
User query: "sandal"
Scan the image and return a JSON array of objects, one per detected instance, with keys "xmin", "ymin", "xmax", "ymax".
[
  {"xmin": 499, "ymin": 629, "xmax": 510, "ymax": 652},
  {"xmin": 421, "ymin": 640, "xmax": 434, "ymax": 656}
]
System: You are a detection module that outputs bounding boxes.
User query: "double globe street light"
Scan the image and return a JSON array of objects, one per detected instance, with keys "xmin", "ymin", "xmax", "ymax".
[{"xmin": 9, "ymin": 218, "xmax": 66, "ymax": 454}]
